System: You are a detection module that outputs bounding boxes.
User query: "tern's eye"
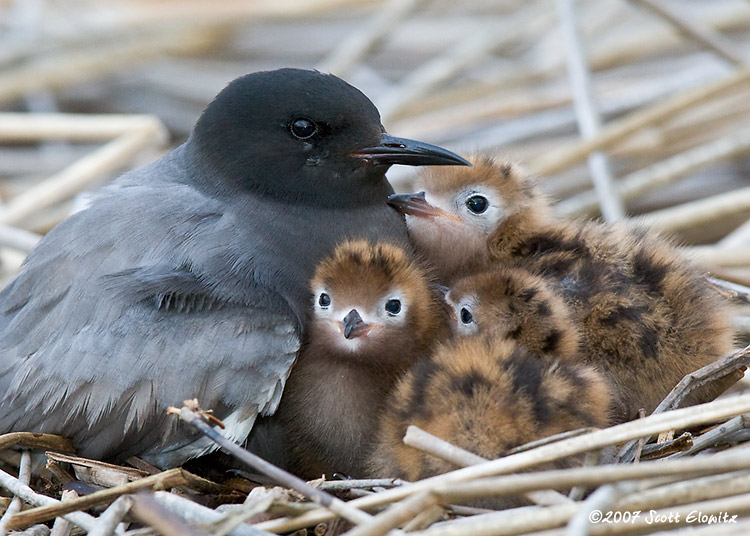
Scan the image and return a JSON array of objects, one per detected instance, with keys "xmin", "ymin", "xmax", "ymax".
[
  {"xmin": 290, "ymin": 118, "xmax": 318, "ymax": 140},
  {"xmin": 466, "ymin": 195, "xmax": 488, "ymax": 214},
  {"xmin": 318, "ymin": 293, "xmax": 331, "ymax": 308},
  {"xmin": 385, "ymin": 299, "xmax": 402, "ymax": 315},
  {"xmin": 460, "ymin": 307, "xmax": 474, "ymax": 324}
]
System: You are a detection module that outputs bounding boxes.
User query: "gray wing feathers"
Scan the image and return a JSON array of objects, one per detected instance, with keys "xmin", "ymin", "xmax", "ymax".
[{"xmin": 0, "ymin": 168, "xmax": 301, "ymax": 466}]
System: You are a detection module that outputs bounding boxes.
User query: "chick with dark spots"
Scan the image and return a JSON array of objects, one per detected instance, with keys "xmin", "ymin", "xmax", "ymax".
[
  {"xmin": 369, "ymin": 336, "xmax": 611, "ymax": 484},
  {"xmin": 0, "ymin": 68, "xmax": 469, "ymax": 468},
  {"xmin": 389, "ymin": 155, "xmax": 734, "ymax": 420},
  {"xmin": 270, "ymin": 240, "xmax": 449, "ymax": 479},
  {"xmin": 446, "ymin": 267, "xmax": 581, "ymax": 360}
]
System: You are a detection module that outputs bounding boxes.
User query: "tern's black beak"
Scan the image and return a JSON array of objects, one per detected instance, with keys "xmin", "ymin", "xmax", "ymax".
[
  {"xmin": 387, "ymin": 192, "xmax": 461, "ymax": 221},
  {"xmin": 342, "ymin": 309, "xmax": 369, "ymax": 339},
  {"xmin": 351, "ymin": 134, "xmax": 471, "ymax": 167}
]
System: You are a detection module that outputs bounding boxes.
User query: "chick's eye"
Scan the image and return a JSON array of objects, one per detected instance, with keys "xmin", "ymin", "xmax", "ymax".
[
  {"xmin": 466, "ymin": 195, "xmax": 488, "ymax": 214},
  {"xmin": 460, "ymin": 307, "xmax": 473, "ymax": 324},
  {"xmin": 291, "ymin": 118, "xmax": 317, "ymax": 140},
  {"xmin": 385, "ymin": 299, "xmax": 402, "ymax": 315},
  {"xmin": 318, "ymin": 293, "xmax": 331, "ymax": 307}
]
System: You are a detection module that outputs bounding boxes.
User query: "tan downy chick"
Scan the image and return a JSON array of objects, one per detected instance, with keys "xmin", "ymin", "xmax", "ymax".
[
  {"xmin": 369, "ymin": 336, "xmax": 611, "ymax": 482},
  {"xmin": 274, "ymin": 240, "xmax": 448, "ymax": 479},
  {"xmin": 389, "ymin": 155, "xmax": 734, "ymax": 419},
  {"xmin": 447, "ymin": 267, "xmax": 581, "ymax": 360}
]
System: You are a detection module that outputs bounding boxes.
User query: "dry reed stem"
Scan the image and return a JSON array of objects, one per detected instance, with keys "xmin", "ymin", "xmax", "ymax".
[
  {"xmin": 172, "ymin": 400, "xmax": 374, "ymax": 527},
  {"xmin": 0, "ymin": 432, "xmax": 74, "ymax": 453},
  {"xmin": 87, "ymin": 495, "xmax": 133, "ymax": 536},
  {"xmin": 634, "ymin": 186, "xmax": 750, "ymax": 233},
  {"xmin": 149, "ymin": 491, "xmax": 272, "ymax": 536},
  {"xmin": 629, "ymin": 0, "xmax": 746, "ymax": 65},
  {"xmin": 409, "ymin": 447, "xmax": 750, "ymax": 504},
  {"xmin": 618, "ymin": 345, "xmax": 750, "ymax": 462},
  {"xmin": 48, "ymin": 490, "xmax": 77, "ymax": 536},
  {"xmin": 0, "ymin": 118, "xmax": 167, "ymax": 226},
  {"xmin": 530, "ymin": 66, "xmax": 750, "ymax": 176},
  {"xmin": 555, "ymin": 0, "xmax": 623, "ymax": 221},
  {"xmin": 0, "ymin": 23, "xmax": 222, "ymax": 103},
  {"xmin": 0, "ymin": 113, "xmax": 166, "ymax": 142},
  {"xmin": 557, "ymin": 127, "xmax": 750, "ymax": 218},
  {"xmin": 0, "ymin": 467, "xmax": 96, "ymax": 533},
  {"xmin": 379, "ymin": 4, "xmax": 554, "ymax": 123},
  {"xmin": 130, "ymin": 493, "xmax": 207, "ymax": 536},
  {"xmin": 403, "ymin": 426, "xmax": 571, "ymax": 506},
  {"xmin": 0, "ymin": 450, "xmax": 30, "ymax": 536},
  {"xmin": 3, "ymin": 468, "xmax": 191, "ymax": 530},
  {"xmin": 319, "ymin": 0, "xmax": 424, "ymax": 78},
  {"xmin": 257, "ymin": 392, "xmax": 750, "ymax": 534}
]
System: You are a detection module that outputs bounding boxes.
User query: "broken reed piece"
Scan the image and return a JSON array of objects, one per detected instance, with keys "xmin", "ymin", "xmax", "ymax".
[
  {"xmin": 257, "ymin": 392, "xmax": 750, "ymax": 534},
  {"xmin": 639, "ymin": 432, "xmax": 694, "ymax": 460},
  {"xmin": 617, "ymin": 344, "xmax": 750, "ymax": 463},
  {"xmin": 0, "ymin": 450, "xmax": 31, "ymax": 535},
  {"xmin": 86, "ymin": 495, "xmax": 134, "ymax": 536},
  {"xmin": 3, "ymin": 467, "xmax": 202, "ymax": 531},
  {"xmin": 129, "ymin": 493, "xmax": 207, "ymax": 536},
  {"xmin": 0, "ymin": 466, "xmax": 96, "ymax": 533},
  {"xmin": 0, "ymin": 432, "xmax": 75, "ymax": 453},
  {"xmin": 529, "ymin": 65, "xmax": 750, "ymax": 176},
  {"xmin": 403, "ymin": 425, "xmax": 571, "ymax": 505},
  {"xmin": 168, "ymin": 399, "xmax": 373, "ymax": 527}
]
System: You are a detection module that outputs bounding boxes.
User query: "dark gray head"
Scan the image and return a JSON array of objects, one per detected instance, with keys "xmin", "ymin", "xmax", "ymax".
[{"xmin": 189, "ymin": 68, "xmax": 469, "ymax": 206}]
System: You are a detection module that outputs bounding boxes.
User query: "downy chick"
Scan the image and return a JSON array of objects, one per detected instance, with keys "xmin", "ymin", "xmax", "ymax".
[
  {"xmin": 389, "ymin": 155, "xmax": 734, "ymax": 419},
  {"xmin": 273, "ymin": 240, "xmax": 447, "ymax": 479},
  {"xmin": 447, "ymin": 267, "xmax": 581, "ymax": 360},
  {"xmin": 369, "ymin": 336, "xmax": 611, "ymax": 481}
]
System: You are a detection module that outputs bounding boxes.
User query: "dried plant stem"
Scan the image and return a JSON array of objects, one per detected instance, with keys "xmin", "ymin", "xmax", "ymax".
[
  {"xmin": 618, "ymin": 345, "xmax": 750, "ymax": 462},
  {"xmin": 629, "ymin": 0, "xmax": 746, "ymax": 65},
  {"xmin": 0, "ymin": 432, "xmax": 75, "ymax": 452},
  {"xmin": 418, "ymin": 448, "xmax": 750, "ymax": 504},
  {"xmin": 4, "ymin": 468, "xmax": 191, "ymax": 530},
  {"xmin": 530, "ymin": 66, "xmax": 750, "ymax": 176},
  {"xmin": 0, "ymin": 120, "xmax": 166, "ymax": 226},
  {"xmin": 150, "ymin": 491, "xmax": 273, "ymax": 536},
  {"xmin": 130, "ymin": 493, "xmax": 207, "ymax": 536},
  {"xmin": 379, "ymin": 4, "xmax": 553, "ymax": 123},
  {"xmin": 344, "ymin": 492, "xmax": 440, "ymax": 536},
  {"xmin": 316, "ymin": 479, "xmax": 406, "ymax": 492},
  {"xmin": 49, "ymin": 490, "xmax": 78, "ymax": 536},
  {"xmin": 0, "ymin": 450, "xmax": 31, "ymax": 536},
  {"xmin": 0, "ymin": 24, "xmax": 222, "ymax": 104},
  {"xmin": 257, "ymin": 392, "xmax": 750, "ymax": 534},
  {"xmin": 0, "ymin": 113, "xmax": 166, "ymax": 142},
  {"xmin": 669, "ymin": 414, "xmax": 749, "ymax": 458},
  {"xmin": 404, "ymin": 426, "xmax": 570, "ymax": 506},
  {"xmin": 555, "ymin": 0, "xmax": 623, "ymax": 221},
  {"xmin": 634, "ymin": 185, "xmax": 750, "ymax": 233},
  {"xmin": 172, "ymin": 401, "xmax": 373, "ymax": 527},
  {"xmin": 557, "ymin": 127, "xmax": 750, "ymax": 218},
  {"xmin": 318, "ymin": 0, "xmax": 424, "ymax": 78},
  {"xmin": 87, "ymin": 495, "xmax": 133, "ymax": 536},
  {"xmin": 0, "ymin": 222, "xmax": 41, "ymax": 252},
  {"xmin": 0, "ymin": 467, "xmax": 96, "ymax": 533}
]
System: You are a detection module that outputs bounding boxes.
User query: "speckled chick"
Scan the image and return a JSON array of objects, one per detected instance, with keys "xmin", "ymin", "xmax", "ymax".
[
  {"xmin": 273, "ymin": 240, "xmax": 448, "ymax": 479},
  {"xmin": 447, "ymin": 267, "xmax": 581, "ymax": 360},
  {"xmin": 369, "ymin": 335, "xmax": 611, "ymax": 481},
  {"xmin": 389, "ymin": 155, "xmax": 734, "ymax": 419}
]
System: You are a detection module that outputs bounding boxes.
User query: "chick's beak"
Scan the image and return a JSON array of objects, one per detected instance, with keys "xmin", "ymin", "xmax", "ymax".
[
  {"xmin": 342, "ymin": 309, "xmax": 369, "ymax": 339},
  {"xmin": 351, "ymin": 133, "xmax": 471, "ymax": 167},
  {"xmin": 387, "ymin": 192, "xmax": 461, "ymax": 222}
]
